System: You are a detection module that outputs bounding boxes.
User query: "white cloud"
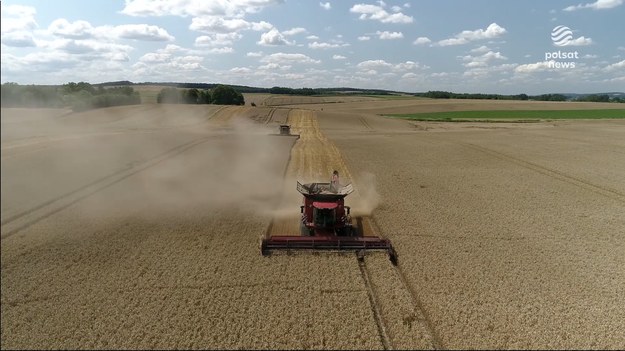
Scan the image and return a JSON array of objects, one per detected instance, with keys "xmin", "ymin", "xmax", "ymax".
[
  {"xmin": 114, "ymin": 24, "xmax": 174, "ymax": 41},
  {"xmin": 307, "ymin": 35, "xmax": 320, "ymax": 40},
  {"xmin": 139, "ymin": 52, "xmax": 171, "ymax": 63},
  {"xmin": 46, "ymin": 20, "xmax": 173, "ymax": 42},
  {"xmin": 194, "ymin": 33, "xmax": 241, "ymax": 47},
  {"xmin": 566, "ymin": 36, "xmax": 593, "ymax": 46},
  {"xmin": 604, "ymin": 59, "xmax": 625, "ymax": 71},
  {"xmin": 231, "ymin": 67, "xmax": 252, "ymax": 74},
  {"xmin": 48, "ymin": 19, "xmax": 93, "ymax": 39},
  {"xmin": 121, "ymin": 0, "xmax": 283, "ymax": 18},
  {"xmin": 260, "ymin": 52, "xmax": 321, "ymax": 65},
  {"xmin": 309, "ymin": 41, "xmax": 343, "ymax": 49},
  {"xmin": 45, "ymin": 39, "xmax": 134, "ymax": 56},
  {"xmin": 357, "ymin": 59, "xmax": 393, "ymax": 69},
  {"xmin": 333, "ymin": 55, "xmax": 346, "ymax": 60},
  {"xmin": 358, "ymin": 36, "xmax": 371, "ymax": 41},
  {"xmin": 247, "ymin": 51, "xmax": 263, "ymax": 57},
  {"xmin": 258, "ymin": 28, "xmax": 293, "ymax": 46},
  {"xmin": 563, "ymin": 0, "xmax": 623, "ymax": 11},
  {"xmin": 515, "ymin": 61, "xmax": 552, "ymax": 73},
  {"xmin": 1, "ymin": 32, "xmax": 36, "ymax": 47},
  {"xmin": 320, "ymin": 2, "xmax": 331, "ymax": 10},
  {"xmin": 461, "ymin": 51, "xmax": 507, "ymax": 68},
  {"xmin": 413, "ymin": 37, "xmax": 431, "ymax": 45},
  {"xmin": 283, "ymin": 27, "xmax": 306, "ymax": 36},
  {"xmin": 208, "ymin": 47, "xmax": 234, "ymax": 54},
  {"xmin": 437, "ymin": 23, "xmax": 507, "ymax": 46},
  {"xmin": 1, "ymin": 5, "xmax": 38, "ymax": 33},
  {"xmin": 350, "ymin": 3, "xmax": 413, "ymax": 24},
  {"xmin": 471, "ymin": 45, "xmax": 491, "ymax": 53},
  {"xmin": 190, "ymin": 17, "xmax": 270, "ymax": 34},
  {"xmin": 377, "ymin": 31, "xmax": 403, "ymax": 40}
]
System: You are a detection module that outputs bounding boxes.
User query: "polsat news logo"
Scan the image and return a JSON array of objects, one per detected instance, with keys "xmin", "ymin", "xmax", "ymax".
[{"xmin": 546, "ymin": 25, "xmax": 580, "ymax": 69}]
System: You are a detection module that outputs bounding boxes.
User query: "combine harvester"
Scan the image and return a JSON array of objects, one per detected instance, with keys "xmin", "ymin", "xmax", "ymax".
[{"xmin": 262, "ymin": 181, "xmax": 397, "ymax": 264}]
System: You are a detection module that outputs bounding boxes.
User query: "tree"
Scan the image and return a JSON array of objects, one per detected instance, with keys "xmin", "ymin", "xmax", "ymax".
[
  {"xmin": 211, "ymin": 85, "xmax": 244, "ymax": 105},
  {"xmin": 157, "ymin": 87, "xmax": 182, "ymax": 103}
]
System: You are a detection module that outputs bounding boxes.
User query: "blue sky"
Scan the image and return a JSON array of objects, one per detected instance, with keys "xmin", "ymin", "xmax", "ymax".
[{"xmin": 1, "ymin": 0, "xmax": 624, "ymax": 94}]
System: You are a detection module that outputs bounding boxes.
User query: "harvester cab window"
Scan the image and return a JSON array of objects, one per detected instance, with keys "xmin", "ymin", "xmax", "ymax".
[{"xmin": 314, "ymin": 208, "xmax": 335, "ymax": 227}]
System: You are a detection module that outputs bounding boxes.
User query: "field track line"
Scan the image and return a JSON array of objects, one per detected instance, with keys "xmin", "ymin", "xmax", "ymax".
[
  {"xmin": 265, "ymin": 108, "xmax": 277, "ymax": 124},
  {"xmin": 359, "ymin": 116, "xmax": 374, "ymax": 130},
  {"xmin": 462, "ymin": 142, "xmax": 625, "ymax": 204},
  {"xmin": 357, "ymin": 256, "xmax": 392, "ymax": 350},
  {"xmin": 1, "ymin": 137, "xmax": 211, "ymax": 239},
  {"xmin": 368, "ymin": 217, "xmax": 444, "ymax": 350}
]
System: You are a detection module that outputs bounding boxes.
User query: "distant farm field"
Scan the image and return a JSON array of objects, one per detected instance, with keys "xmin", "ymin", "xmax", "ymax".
[{"xmin": 387, "ymin": 109, "xmax": 625, "ymax": 121}]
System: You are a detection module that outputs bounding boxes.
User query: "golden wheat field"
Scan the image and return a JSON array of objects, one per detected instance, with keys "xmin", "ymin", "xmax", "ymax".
[{"xmin": 2, "ymin": 95, "xmax": 625, "ymax": 350}]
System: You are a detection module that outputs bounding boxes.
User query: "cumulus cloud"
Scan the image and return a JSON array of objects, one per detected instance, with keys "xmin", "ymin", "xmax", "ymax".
[
  {"xmin": 283, "ymin": 27, "xmax": 306, "ymax": 36},
  {"xmin": 350, "ymin": 3, "xmax": 413, "ymax": 23},
  {"xmin": 190, "ymin": 17, "xmax": 271, "ymax": 34},
  {"xmin": 247, "ymin": 51, "xmax": 263, "ymax": 57},
  {"xmin": 46, "ymin": 20, "xmax": 173, "ymax": 42},
  {"xmin": 461, "ymin": 51, "xmax": 507, "ymax": 68},
  {"xmin": 413, "ymin": 37, "xmax": 431, "ymax": 45},
  {"xmin": 121, "ymin": 0, "xmax": 284, "ymax": 18},
  {"xmin": 139, "ymin": 52, "xmax": 171, "ymax": 63},
  {"xmin": 1, "ymin": 4, "xmax": 38, "ymax": 33},
  {"xmin": 195, "ymin": 33, "xmax": 242, "ymax": 47},
  {"xmin": 604, "ymin": 59, "xmax": 625, "ymax": 71},
  {"xmin": 377, "ymin": 31, "xmax": 403, "ymax": 40},
  {"xmin": 358, "ymin": 36, "xmax": 371, "ymax": 41},
  {"xmin": 356, "ymin": 60, "xmax": 393, "ymax": 70},
  {"xmin": 1, "ymin": 32, "xmax": 36, "ymax": 47},
  {"xmin": 563, "ymin": 0, "xmax": 623, "ymax": 11},
  {"xmin": 515, "ymin": 61, "xmax": 552, "ymax": 73},
  {"xmin": 114, "ymin": 24, "xmax": 174, "ymax": 41},
  {"xmin": 260, "ymin": 52, "xmax": 320, "ymax": 64},
  {"xmin": 309, "ymin": 41, "xmax": 342, "ymax": 49},
  {"xmin": 320, "ymin": 2, "xmax": 331, "ymax": 10},
  {"xmin": 566, "ymin": 36, "xmax": 593, "ymax": 46},
  {"xmin": 45, "ymin": 39, "xmax": 134, "ymax": 56},
  {"xmin": 333, "ymin": 54, "xmax": 346, "ymax": 60},
  {"xmin": 471, "ymin": 45, "xmax": 491, "ymax": 53},
  {"xmin": 48, "ymin": 19, "xmax": 93, "ymax": 39},
  {"xmin": 437, "ymin": 23, "xmax": 507, "ymax": 46},
  {"xmin": 230, "ymin": 67, "xmax": 252, "ymax": 74},
  {"xmin": 258, "ymin": 28, "xmax": 293, "ymax": 46}
]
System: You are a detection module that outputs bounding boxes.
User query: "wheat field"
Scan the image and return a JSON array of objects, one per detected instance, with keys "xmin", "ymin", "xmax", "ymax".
[{"xmin": 2, "ymin": 97, "xmax": 624, "ymax": 349}]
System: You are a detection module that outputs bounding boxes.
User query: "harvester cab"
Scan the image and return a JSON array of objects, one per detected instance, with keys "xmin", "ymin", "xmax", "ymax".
[
  {"xmin": 270, "ymin": 124, "xmax": 300, "ymax": 139},
  {"xmin": 262, "ymin": 181, "xmax": 397, "ymax": 264}
]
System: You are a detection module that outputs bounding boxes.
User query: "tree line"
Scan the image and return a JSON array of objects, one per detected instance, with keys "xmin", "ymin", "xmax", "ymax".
[
  {"xmin": 1, "ymin": 82, "xmax": 141, "ymax": 111},
  {"xmin": 415, "ymin": 90, "xmax": 624, "ymax": 103},
  {"xmin": 156, "ymin": 85, "xmax": 244, "ymax": 105}
]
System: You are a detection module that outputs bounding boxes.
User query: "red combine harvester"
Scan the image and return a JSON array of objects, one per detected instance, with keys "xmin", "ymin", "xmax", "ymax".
[{"xmin": 262, "ymin": 181, "xmax": 397, "ymax": 264}]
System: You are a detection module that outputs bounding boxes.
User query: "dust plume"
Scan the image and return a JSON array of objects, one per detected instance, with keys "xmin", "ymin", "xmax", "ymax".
[
  {"xmin": 1, "ymin": 105, "xmax": 296, "ymax": 226},
  {"xmin": 349, "ymin": 171, "xmax": 381, "ymax": 216}
]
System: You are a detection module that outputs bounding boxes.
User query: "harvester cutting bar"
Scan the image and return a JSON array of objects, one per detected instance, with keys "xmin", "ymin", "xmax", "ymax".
[{"xmin": 262, "ymin": 236, "xmax": 397, "ymax": 264}]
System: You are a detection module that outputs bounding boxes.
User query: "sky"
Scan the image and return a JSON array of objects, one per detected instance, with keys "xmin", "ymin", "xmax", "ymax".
[{"xmin": 1, "ymin": 0, "xmax": 624, "ymax": 94}]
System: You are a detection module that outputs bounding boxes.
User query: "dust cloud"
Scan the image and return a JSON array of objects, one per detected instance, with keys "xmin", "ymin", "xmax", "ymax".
[
  {"xmin": 349, "ymin": 172, "xmax": 381, "ymax": 216},
  {"xmin": 1, "ymin": 106, "xmax": 297, "ymax": 225}
]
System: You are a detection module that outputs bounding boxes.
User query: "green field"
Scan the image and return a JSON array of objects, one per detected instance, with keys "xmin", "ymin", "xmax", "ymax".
[{"xmin": 386, "ymin": 109, "xmax": 625, "ymax": 121}]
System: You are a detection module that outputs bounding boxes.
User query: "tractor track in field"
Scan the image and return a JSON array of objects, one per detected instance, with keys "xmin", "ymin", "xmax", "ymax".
[
  {"xmin": 1, "ymin": 136, "xmax": 211, "ymax": 240},
  {"xmin": 367, "ymin": 217, "xmax": 444, "ymax": 350},
  {"xmin": 461, "ymin": 142, "xmax": 625, "ymax": 204},
  {"xmin": 265, "ymin": 108, "xmax": 277, "ymax": 124},
  {"xmin": 359, "ymin": 116, "xmax": 374, "ymax": 131},
  {"xmin": 357, "ymin": 254, "xmax": 392, "ymax": 350}
]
